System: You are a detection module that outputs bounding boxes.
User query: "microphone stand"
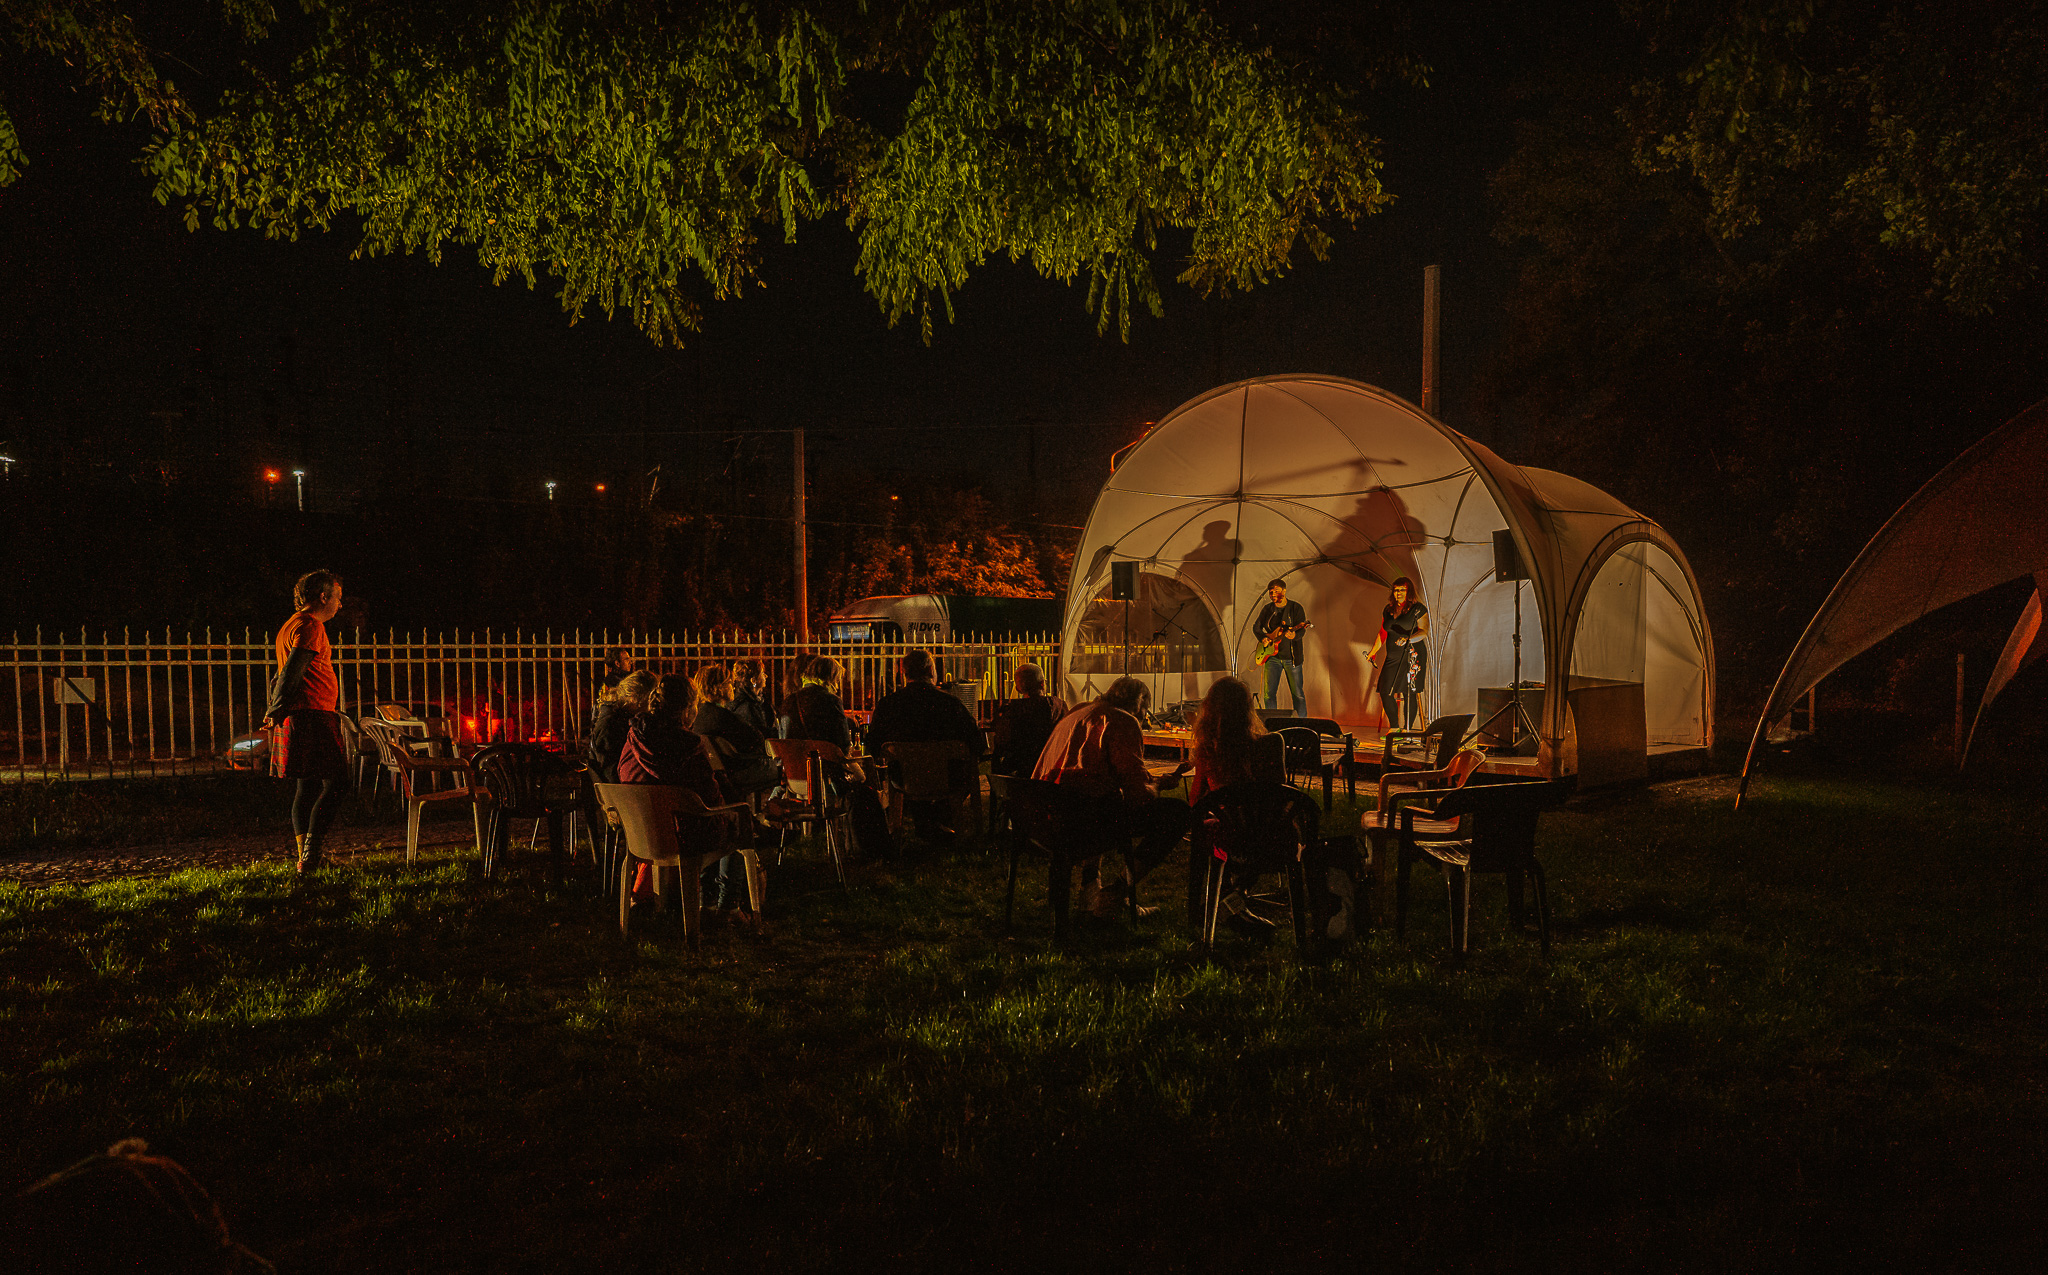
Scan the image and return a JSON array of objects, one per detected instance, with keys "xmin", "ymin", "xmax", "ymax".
[{"xmin": 1152, "ymin": 598, "xmax": 1197, "ymax": 714}]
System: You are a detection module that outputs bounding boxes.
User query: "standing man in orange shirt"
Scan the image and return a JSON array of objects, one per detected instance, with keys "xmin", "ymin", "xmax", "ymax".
[{"xmin": 263, "ymin": 570, "xmax": 347, "ymax": 873}]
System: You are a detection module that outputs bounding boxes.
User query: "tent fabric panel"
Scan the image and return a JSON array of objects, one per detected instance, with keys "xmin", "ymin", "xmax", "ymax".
[
  {"xmin": 1963, "ymin": 572, "xmax": 2048, "ymax": 763},
  {"xmin": 1753, "ymin": 397, "xmax": 2048, "ymax": 736},
  {"xmin": 1565, "ymin": 540, "xmax": 1710, "ymax": 749}
]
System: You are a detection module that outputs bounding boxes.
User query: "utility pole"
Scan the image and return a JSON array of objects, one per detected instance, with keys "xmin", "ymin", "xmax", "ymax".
[
  {"xmin": 793, "ymin": 428, "xmax": 809, "ymax": 642},
  {"xmin": 1421, "ymin": 264, "xmax": 1441, "ymax": 417}
]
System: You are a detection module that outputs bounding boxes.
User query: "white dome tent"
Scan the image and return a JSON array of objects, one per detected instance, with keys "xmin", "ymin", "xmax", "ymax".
[{"xmin": 1060, "ymin": 375, "xmax": 1713, "ymax": 784}]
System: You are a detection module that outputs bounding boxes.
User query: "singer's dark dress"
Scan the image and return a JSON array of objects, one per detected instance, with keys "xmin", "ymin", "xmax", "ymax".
[{"xmin": 1375, "ymin": 601, "xmax": 1429, "ymax": 700}]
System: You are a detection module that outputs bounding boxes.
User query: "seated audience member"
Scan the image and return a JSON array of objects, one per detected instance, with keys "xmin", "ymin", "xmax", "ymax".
[
  {"xmin": 587, "ymin": 670, "xmax": 655, "ymax": 784},
  {"xmin": 1185, "ymin": 675, "xmax": 1289, "ymax": 931},
  {"xmin": 619, "ymin": 674, "xmax": 744, "ymax": 912},
  {"xmin": 727, "ymin": 657, "xmax": 773, "ymax": 737},
  {"xmin": 1187, "ymin": 675, "xmax": 1284, "ymax": 802},
  {"xmin": 867, "ymin": 649, "xmax": 984, "ymax": 759},
  {"xmin": 990, "ymin": 662, "xmax": 1069, "ymax": 777},
  {"xmin": 599, "ymin": 645, "xmax": 636, "ymax": 692},
  {"xmin": 780, "ymin": 656, "xmax": 852, "ymax": 756},
  {"xmin": 866, "ymin": 648, "xmax": 985, "ymax": 839},
  {"xmin": 692, "ymin": 664, "xmax": 780, "ymax": 796},
  {"xmin": 1032, "ymin": 675, "xmax": 1193, "ymax": 916}
]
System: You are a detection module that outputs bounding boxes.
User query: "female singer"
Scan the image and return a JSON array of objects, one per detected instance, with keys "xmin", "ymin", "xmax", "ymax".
[{"xmin": 1364, "ymin": 576, "xmax": 1430, "ymax": 731}]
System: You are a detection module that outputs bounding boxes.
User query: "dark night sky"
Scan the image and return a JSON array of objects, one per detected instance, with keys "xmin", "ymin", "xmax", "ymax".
[{"xmin": 0, "ymin": 2, "xmax": 1571, "ymax": 528}]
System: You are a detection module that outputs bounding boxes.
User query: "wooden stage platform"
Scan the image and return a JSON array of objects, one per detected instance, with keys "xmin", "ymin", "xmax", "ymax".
[{"xmin": 1140, "ymin": 723, "xmax": 1707, "ymax": 788}]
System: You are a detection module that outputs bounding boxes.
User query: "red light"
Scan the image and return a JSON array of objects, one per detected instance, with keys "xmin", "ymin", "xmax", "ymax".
[
  {"xmin": 595, "ymin": 483, "xmax": 606, "ymax": 493},
  {"xmin": 264, "ymin": 469, "xmax": 280, "ymax": 483}
]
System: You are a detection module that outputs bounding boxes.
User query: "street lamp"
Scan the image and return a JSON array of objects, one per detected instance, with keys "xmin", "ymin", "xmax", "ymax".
[
  {"xmin": 291, "ymin": 469, "xmax": 306, "ymax": 511},
  {"xmin": 545, "ymin": 480, "xmax": 557, "ymax": 502},
  {"xmin": 0, "ymin": 454, "xmax": 15, "ymax": 478}
]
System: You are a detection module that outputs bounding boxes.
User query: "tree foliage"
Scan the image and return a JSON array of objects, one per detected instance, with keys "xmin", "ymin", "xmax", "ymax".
[
  {"xmin": 2, "ymin": 0, "xmax": 1407, "ymax": 344},
  {"xmin": 828, "ymin": 487, "xmax": 1065, "ymax": 604},
  {"xmin": 1487, "ymin": 52, "xmax": 2048, "ymax": 713},
  {"xmin": 1628, "ymin": 0, "xmax": 2048, "ymax": 313}
]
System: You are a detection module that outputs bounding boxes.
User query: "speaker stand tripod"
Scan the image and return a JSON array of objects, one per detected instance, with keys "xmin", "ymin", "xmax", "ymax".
[{"xmin": 1476, "ymin": 577, "xmax": 1541, "ymax": 754}]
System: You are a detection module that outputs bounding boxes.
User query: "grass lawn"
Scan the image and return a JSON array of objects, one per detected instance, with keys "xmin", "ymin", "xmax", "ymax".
[{"xmin": 3, "ymin": 771, "xmax": 2044, "ymax": 1271}]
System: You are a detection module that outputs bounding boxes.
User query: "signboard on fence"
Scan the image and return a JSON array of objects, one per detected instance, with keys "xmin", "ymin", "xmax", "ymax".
[{"xmin": 54, "ymin": 677, "xmax": 97, "ymax": 705}]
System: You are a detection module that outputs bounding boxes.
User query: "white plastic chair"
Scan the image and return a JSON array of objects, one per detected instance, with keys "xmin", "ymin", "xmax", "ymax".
[
  {"xmin": 593, "ymin": 782, "xmax": 764, "ymax": 945},
  {"xmin": 360, "ymin": 717, "xmax": 485, "ymax": 865}
]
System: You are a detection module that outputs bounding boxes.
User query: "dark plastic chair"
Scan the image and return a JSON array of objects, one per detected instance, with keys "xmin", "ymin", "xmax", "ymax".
[
  {"xmin": 1002, "ymin": 778, "xmax": 1136, "ymax": 943},
  {"xmin": 1394, "ymin": 779, "xmax": 1568, "ymax": 956},
  {"xmin": 1378, "ymin": 713, "xmax": 1474, "ymax": 774},
  {"xmin": 1266, "ymin": 717, "xmax": 1356, "ymax": 809},
  {"xmin": 1188, "ymin": 781, "xmax": 1320, "ymax": 950},
  {"xmin": 471, "ymin": 743, "xmax": 584, "ymax": 885},
  {"xmin": 761, "ymin": 739, "xmax": 849, "ymax": 888}
]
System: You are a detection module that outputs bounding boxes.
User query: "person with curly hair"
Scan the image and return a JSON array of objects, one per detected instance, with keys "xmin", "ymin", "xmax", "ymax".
[{"xmin": 1187, "ymin": 675, "xmax": 1284, "ymax": 803}]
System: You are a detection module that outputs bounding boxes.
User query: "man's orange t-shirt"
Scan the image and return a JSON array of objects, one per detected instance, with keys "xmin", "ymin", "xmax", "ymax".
[{"xmin": 275, "ymin": 611, "xmax": 339, "ymax": 713}]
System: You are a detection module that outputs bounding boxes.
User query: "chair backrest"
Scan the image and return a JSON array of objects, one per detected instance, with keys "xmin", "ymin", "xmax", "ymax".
[
  {"xmin": 357, "ymin": 718, "xmax": 413, "ymax": 770},
  {"xmin": 768, "ymin": 737, "xmax": 844, "ymax": 804},
  {"xmin": 1426, "ymin": 780, "xmax": 1566, "ymax": 868},
  {"xmin": 1272, "ymin": 726, "xmax": 1328, "ymax": 770},
  {"xmin": 1004, "ymin": 777, "xmax": 1063, "ymax": 845},
  {"xmin": 883, "ymin": 740, "xmax": 973, "ymax": 800},
  {"xmin": 1425, "ymin": 715, "xmax": 1475, "ymax": 768},
  {"xmin": 1189, "ymin": 781, "xmax": 1320, "ymax": 868},
  {"xmin": 471, "ymin": 742, "xmax": 567, "ymax": 817},
  {"xmin": 592, "ymin": 782, "xmax": 683, "ymax": 866},
  {"xmin": 1378, "ymin": 713, "xmax": 1474, "ymax": 768},
  {"xmin": 375, "ymin": 703, "xmax": 420, "ymax": 723},
  {"xmin": 768, "ymin": 737, "xmax": 846, "ymax": 767},
  {"xmin": 1440, "ymin": 747, "xmax": 1487, "ymax": 787},
  {"xmin": 337, "ymin": 712, "xmax": 369, "ymax": 760},
  {"xmin": 1004, "ymin": 777, "xmax": 1107, "ymax": 854},
  {"xmin": 1265, "ymin": 716, "xmax": 1344, "ymax": 739}
]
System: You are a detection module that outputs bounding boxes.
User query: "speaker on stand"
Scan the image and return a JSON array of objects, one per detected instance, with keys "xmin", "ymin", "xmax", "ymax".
[
  {"xmin": 1110, "ymin": 561, "xmax": 1139, "ymax": 679},
  {"xmin": 1476, "ymin": 529, "xmax": 1542, "ymax": 753}
]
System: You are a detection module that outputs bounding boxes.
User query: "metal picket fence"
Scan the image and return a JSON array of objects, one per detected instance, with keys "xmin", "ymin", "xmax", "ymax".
[{"xmin": 2, "ymin": 628, "xmax": 1062, "ymax": 780}]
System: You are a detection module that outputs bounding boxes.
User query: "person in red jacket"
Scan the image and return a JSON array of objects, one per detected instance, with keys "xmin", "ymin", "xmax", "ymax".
[
  {"xmin": 619, "ymin": 673, "xmax": 743, "ymax": 914},
  {"xmin": 1032, "ymin": 676, "xmax": 1192, "ymax": 916},
  {"xmin": 263, "ymin": 570, "xmax": 347, "ymax": 873}
]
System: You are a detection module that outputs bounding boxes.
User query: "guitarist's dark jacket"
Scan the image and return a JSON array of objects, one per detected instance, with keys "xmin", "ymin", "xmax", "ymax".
[{"xmin": 1254, "ymin": 599, "xmax": 1307, "ymax": 664}]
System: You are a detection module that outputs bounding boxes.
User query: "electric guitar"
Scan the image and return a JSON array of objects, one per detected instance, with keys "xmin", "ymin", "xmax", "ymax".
[{"xmin": 1254, "ymin": 620, "xmax": 1312, "ymax": 666}]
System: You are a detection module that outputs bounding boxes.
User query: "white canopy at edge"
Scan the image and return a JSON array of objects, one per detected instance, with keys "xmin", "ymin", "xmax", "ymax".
[{"xmin": 1059, "ymin": 375, "xmax": 1714, "ymax": 776}]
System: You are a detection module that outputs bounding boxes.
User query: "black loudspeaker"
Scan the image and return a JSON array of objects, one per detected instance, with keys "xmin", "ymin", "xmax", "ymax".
[
  {"xmin": 1110, "ymin": 560, "xmax": 1140, "ymax": 600},
  {"xmin": 1493, "ymin": 529, "xmax": 1528, "ymax": 582}
]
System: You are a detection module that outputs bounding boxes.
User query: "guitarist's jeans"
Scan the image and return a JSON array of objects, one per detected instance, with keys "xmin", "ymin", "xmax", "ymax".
[{"xmin": 1263, "ymin": 659, "xmax": 1305, "ymax": 713}]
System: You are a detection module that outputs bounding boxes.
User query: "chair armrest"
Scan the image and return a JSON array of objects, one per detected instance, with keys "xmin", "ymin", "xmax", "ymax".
[
  {"xmin": 1378, "ymin": 763, "xmax": 1456, "ymax": 809},
  {"xmin": 405, "ymin": 756, "xmax": 475, "ymax": 773},
  {"xmin": 1379, "ymin": 729, "xmax": 1425, "ymax": 764},
  {"xmin": 1395, "ymin": 795, "xmax": 1443, "ymax": 830}
]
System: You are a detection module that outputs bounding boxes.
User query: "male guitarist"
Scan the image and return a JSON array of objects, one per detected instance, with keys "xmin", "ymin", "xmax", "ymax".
[{"xmin": 1252, "ymin": 579, "xmax": 1310, "ymax": 712}]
